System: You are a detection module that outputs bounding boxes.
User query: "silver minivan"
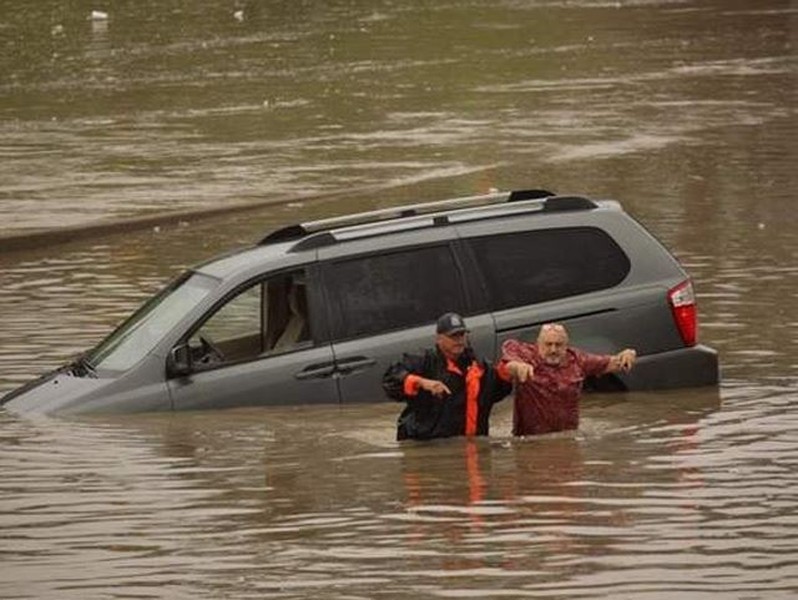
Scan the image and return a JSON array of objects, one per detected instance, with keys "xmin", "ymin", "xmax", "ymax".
[{"xmin": 2, "ymin": 189, "xmax": 719, "ymax": 415}]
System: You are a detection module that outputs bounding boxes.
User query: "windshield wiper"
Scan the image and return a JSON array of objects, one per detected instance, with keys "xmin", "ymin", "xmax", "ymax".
[{"xmin": 68, "ymin": 354, "xmax": 98, "ymax": 378}]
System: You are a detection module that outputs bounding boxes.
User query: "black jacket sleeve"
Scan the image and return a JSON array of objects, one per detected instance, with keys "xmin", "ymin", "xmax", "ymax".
[
  {"xmin": 382, "ymin": 351, "xmax": 432, "ymax": 402},
  {"xmin": 485, "ymin": 360, "xmax": 513, "ymax": 405}
]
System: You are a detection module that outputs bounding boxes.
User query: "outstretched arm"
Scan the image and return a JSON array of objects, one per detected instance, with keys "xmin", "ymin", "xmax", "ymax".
[
  {"xmin": 382, "ymin": 352, "xmax": 451, "ymax": 401},
  {"xmin": 499, "ymin": 339, "xmax": 536, "ymax": 382},
  {"xmin": 407, "ymin": 376, "xmax": 451, "ymax": 397}
]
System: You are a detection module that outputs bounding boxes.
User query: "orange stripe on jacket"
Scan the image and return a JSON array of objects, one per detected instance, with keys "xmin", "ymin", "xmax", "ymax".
[
  {"xmin": 403, "ymin": 374, "xmax": 423, "ymax": 396},
  {"xmin": 445, "ymin": 358, "xmax": 463, "ymax": 376}
]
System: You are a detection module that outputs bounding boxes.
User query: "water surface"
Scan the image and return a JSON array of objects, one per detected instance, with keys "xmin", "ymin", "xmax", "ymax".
[{"xmin": 1, "ymin": 1, "xmax": 796, "ymax": 598}]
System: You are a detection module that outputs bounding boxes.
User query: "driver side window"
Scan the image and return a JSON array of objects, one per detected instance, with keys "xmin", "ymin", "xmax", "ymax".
[{"xmin": 188, "ymin": 270, "xmax": 311, "ymax": 368}]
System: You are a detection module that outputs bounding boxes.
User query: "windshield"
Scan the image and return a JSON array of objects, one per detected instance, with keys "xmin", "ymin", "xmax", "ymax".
[{"xmin": 87, "ymin": 271, "xmax": 218, "ymax": 372}]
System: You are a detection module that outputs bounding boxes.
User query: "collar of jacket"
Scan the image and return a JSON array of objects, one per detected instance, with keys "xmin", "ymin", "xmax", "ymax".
[{"xmin": 436, "ymin": 346, "xmax": 476, "ymax": 374}]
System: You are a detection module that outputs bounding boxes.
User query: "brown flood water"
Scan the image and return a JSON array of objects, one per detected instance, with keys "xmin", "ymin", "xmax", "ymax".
[{"xmin": 1, "ymin": 1, "xmax": 796, "ymax": 598}]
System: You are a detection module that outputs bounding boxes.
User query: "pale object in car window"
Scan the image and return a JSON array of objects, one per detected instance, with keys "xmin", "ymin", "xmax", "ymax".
[{"xmin": 273, "ymin": 283, "xmax": 307, "ymax": 350}]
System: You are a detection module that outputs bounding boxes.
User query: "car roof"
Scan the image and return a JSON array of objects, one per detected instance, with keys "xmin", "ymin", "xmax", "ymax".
[
  {"xmin": 266, "ymin": 189, "xmax": 612, "ymax": 249},
  {"xmin": 193, "ymin": 188, "xmax": 622, "ymax": 282},
  {"xmin": 193, "ymin": 241, "xmax": 297, "ymax": 281}
]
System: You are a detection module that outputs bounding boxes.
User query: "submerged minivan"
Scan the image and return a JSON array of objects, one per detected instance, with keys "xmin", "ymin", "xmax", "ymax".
[{"xmin": 2, "ymin": 189, "xmax": 719, "ymax": 415}]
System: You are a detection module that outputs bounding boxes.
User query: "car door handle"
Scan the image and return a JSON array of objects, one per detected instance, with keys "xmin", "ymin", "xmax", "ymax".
[
  {"xmin": 336, "ymin": 356, "xmax": 377, "ymax": 375},
  {"xmin": 295, "ymin": 361, "xmax": 337, "ymax": 380}
]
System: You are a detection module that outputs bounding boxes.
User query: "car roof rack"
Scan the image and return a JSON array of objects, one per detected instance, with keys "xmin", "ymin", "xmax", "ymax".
[{"xmin": 257, "ymin": 188, "xmax": 598, "ymax": 251}]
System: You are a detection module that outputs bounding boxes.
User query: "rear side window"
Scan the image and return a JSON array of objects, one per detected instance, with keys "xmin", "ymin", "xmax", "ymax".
[
  {"xmin": 324, "ymin": 245, "xmax": 467, "ymax": 340},
  {"xmin": 469, "ymin": 227, "xmax": 630, "ymax": 310}
]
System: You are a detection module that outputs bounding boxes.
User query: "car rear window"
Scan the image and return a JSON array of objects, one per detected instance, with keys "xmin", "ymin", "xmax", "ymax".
[
  {"xmin": 468, "ymin": 227, "xmax": 630, "ymax": 310},
  {"xmin": 323, "ymin": 245, "xmax": 467, "ymax": 340}
]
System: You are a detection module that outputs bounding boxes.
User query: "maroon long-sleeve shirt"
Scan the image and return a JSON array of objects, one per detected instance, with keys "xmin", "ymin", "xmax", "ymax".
[{"xmin": 501, "ymin": 339, "xmax": 611, "ymax": 436}]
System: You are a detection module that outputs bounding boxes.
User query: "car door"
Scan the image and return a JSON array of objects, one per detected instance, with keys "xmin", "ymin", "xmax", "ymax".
[
  {"xmin": 463, "ymin": 225, "xmax": 635, "ymax": 354},
  {"xmin": 167, "ymin": 267, "xmax": 339, "ymax": 410},
  {"xmin": 319, "ymin": 242, "xmax": 494, "ymax": 404}
]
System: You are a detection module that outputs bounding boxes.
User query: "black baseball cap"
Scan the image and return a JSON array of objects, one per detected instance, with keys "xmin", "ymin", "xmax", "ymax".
[{"xmin": 436, "ymin": 312, "xmax": 469, "ymax": 335}]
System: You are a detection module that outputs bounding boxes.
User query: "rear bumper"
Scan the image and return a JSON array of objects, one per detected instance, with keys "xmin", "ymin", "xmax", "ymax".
[{"xmin": 618, "ymin": 344, "xmax": 719, "ymax": 390}]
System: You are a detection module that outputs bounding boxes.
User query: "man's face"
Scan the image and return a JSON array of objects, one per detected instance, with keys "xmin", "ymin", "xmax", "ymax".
[
  {"xmin": 537, "ymin": 326, "xmax": 568, "ymax": 366},
  {"xmin": 437, "ymin": 331, "xmax": 468, "ymax": 359}
]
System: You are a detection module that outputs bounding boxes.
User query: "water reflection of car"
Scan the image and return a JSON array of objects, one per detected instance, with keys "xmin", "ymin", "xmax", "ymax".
[{"xmin": 2, "ymin": 189, "xmax": 719, "ymax": 415}]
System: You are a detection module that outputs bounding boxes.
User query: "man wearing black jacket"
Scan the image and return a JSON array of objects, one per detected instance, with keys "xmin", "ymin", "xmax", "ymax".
[{"xmin": 383, "ymin": 313, "xmax": 523, "ymax": 441}]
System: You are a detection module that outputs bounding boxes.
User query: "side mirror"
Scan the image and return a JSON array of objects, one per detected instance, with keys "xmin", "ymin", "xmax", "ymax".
[{"xmin": 167, "ymin": 343, "xmax": 192, "ymax": 378}]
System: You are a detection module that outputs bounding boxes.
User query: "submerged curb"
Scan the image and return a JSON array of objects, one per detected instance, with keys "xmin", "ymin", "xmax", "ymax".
[
  {"xmin": 0, "ymin": 165, "xmax": 503, "ymax": 254},
  {"xmin": 0, "ymin": 189, "xmax": 365, "ymax": 254}
]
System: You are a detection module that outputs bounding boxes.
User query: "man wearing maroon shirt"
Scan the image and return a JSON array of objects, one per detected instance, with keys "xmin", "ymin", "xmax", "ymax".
[{"xmin": 500, "ymin": 323, "xmax": 637, "ymax": 436}]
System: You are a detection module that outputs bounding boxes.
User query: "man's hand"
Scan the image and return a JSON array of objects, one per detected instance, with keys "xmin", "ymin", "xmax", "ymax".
[
  {"xmin": 506, "ymin": 360, "xmax": 534, "ymax": 383},
  {"xmin": 418, "ymin": 377, "xmax": 452, "ymax": 397},
  {"xmin": 614, "ymin": 349, "xmax": 637, "ymax": 372}
]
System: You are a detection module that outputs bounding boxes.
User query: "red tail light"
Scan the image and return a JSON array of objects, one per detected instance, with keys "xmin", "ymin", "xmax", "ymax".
[{"xmin": 668, "ymin": 280, "xmax": 698, "ymax": 346}]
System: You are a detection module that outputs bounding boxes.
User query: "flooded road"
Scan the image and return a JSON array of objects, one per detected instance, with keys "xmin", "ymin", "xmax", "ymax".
[{"xmin": 1, "ymin": 0, "xmax": 796, "ymax": 598}]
